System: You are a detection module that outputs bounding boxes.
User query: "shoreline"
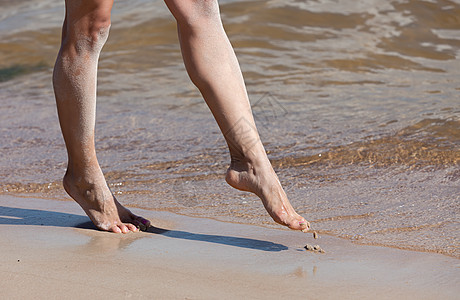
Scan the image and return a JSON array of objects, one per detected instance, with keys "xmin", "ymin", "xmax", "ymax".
[
  {"xmin": 4, "ymin": 191, "xmax": 459, "ymax": 260},
  {"xmin": 1, "ymin": 194, "xmax": 458, "ymax": 299}
]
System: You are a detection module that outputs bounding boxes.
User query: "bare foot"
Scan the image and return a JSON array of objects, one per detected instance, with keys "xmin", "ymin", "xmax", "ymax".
[
  {"xmin": 225, "ymin": 154, "xmax": 310, "ymax": 232},
  {"xmin": 63, "ymin": 166, "xmax": 151, "ymax": 233}
]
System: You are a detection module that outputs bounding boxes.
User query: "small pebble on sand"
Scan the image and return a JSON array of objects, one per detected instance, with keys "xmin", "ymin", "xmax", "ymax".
[
  {"xmin": 304, "ymin": 244, "xmax": 314, "ymax": 251},
  {"xmin": 313, "ymin": 231, "xmax": 319, "ymax": 239},
  {"xmin": 304, "ymin": 243, "xmax": 325, "ymax": 254}
]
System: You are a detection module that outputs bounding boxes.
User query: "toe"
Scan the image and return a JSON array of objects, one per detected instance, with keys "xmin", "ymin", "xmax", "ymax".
[
  {"xmin": 110, "ymin": 225, "xmax": 122, "ymax": 233},
  {"xmin": 126, "ymin": 223, "xmax": 139, "ymax": 232},
  {"xmin": 300, "ymin": 220, "xmax": 310, "ymax": 232},
  {"xmin": 287, "ymin": 216, "xmax": 310, "ymax": 232},
  {"xmin": 118, "ymin": 224, "xmax": 129, "ymax": 234},
  {"xmin": 299, "ymin": 219, "xmax": 310, "ymax": 232}
]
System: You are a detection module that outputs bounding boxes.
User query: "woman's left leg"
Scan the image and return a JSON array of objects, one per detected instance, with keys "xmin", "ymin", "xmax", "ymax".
[{"xmin": 164, "ymin": 0, "xmax": 309, "ymax": 231}]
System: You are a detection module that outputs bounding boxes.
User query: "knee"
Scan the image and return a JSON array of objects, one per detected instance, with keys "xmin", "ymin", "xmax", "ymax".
[
  {"xmin": 78, "ymin": 14, "xmax": 111, "ymax": 53},
  {"xmin": 165, "ymin": 0, "xmax": 221, "ymax": 28},
  {"xmin": 86, "ymin": 19, "xmax": 111, "ymax": 52},
  {"xmin": 63, "ymin": 7, "xmax": 112, "ymax": 54}
]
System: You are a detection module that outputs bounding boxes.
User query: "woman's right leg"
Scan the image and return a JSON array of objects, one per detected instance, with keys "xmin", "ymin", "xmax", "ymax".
[{"xmin": 53, "ymin": 0, "xmax": 150, "ymax": 233}]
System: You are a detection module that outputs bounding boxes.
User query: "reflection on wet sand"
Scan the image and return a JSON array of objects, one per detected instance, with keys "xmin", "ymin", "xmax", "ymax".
[{"xmin": 0, "ymin": 0, "xmax": 459, "ymax": 257}]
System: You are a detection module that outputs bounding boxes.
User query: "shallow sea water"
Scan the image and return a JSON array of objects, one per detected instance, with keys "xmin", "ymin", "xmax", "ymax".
[{"xmin": 0, "ymin": 0, "xmax": 459, "ymax": 257}]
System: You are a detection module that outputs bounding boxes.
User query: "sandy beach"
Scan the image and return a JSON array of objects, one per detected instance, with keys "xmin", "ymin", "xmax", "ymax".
[
  {"xmin": 1, "ymin": 1, "xmax": 459, "ymax": 298},
  {"xmin": 1, "ymin": 0, "xmax": 459, "ymax": 259},
  {"xmin": 1, "ymin": 194, "xmax": 458, "ymax": 299}
]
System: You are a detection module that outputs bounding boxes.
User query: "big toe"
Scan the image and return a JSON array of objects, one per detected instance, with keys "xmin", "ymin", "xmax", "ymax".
[
  {"xmin": 287, "ymin": 216, "xmax": 310, "ymax": 232},
  {"xmin": 109, "ymin": 225, "xmax": 123, "ymax": 233}
]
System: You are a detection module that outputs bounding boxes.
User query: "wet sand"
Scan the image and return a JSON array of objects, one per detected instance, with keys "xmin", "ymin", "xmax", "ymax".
[
  {"xmin": 1, "ymin": 195, "xmax": 458, "ymax": 299},
  {"xmin": 1, "ymin": 0, "xmax": 459, "ymax": 258}
]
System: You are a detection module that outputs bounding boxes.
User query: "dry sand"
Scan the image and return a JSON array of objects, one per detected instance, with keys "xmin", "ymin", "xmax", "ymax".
[{"xmin": 0, "ymin": 194, "xmax": 458, "ymax": 299}]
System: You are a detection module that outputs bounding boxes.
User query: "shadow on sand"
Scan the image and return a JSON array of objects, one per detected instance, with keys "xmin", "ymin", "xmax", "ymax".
[{"xmin": 0, "ymin": 205, "xmax": 288, "ymax": 252}]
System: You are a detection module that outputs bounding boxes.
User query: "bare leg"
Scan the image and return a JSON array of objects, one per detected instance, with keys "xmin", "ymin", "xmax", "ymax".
[
  {"xmin": 165, "ymin": 0, "xmax": 309, "ymax": 231},
  {"xmin": 53, "ymin": 0, "xmax": 150, "ymax": 233}
]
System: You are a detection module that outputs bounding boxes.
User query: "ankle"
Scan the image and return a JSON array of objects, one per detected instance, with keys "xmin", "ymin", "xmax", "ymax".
[
  {"xmin": 67, "ymin": 155, "xmax": 99, "ymax": 173},
  {"xmin": 65, "ymin": 160, "xmax": 103, "ymax": 185},
  {"xmin": 229, "ymin": 146, "xmax": 270, "ymax": 171}
]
